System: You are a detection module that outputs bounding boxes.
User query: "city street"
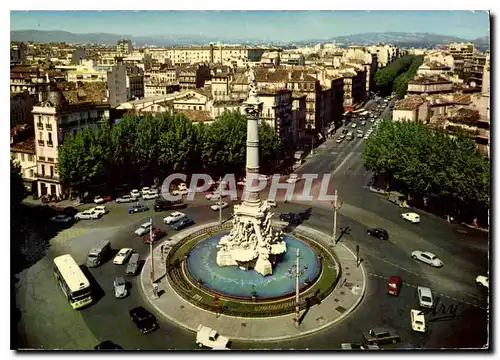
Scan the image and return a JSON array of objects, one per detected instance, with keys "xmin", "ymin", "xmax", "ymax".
[{"xmin": 15, "ymin": 98, "xmax": 488, "ymax": 350}]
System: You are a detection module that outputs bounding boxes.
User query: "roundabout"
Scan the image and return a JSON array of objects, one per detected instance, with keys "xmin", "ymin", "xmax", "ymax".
[{"xmin": 140, "ymin": 220, "xmax": 366, "ymax": 341}]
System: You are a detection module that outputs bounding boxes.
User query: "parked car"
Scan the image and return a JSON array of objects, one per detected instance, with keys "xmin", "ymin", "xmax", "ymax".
[
  {"xmin": 143, "ymin": 191, "xmax": 159, "ymax": 200},
  {"xmin": 135, "ymin": 222, "xmax": 152, "ymax": 236},
  {"xmin": 128, "ymin": 203, "xmax": 149, "ymax": 214},
  {"xmin": 205, "ymin": 191, "xmax": 225, "ymax": 201},
  {"xmin": 351, "ymin": 123, "xmax": 357, "ymax": 128},
  {"xmin": 163, "ymin": 211, "xmax": 186, "ymax": 225},
  {"xmin": 417, "ymin": 286, "xmax": 434, "ymax": 308},
  {"xmin": 476, "ymin": 275, "xmax": 489, "ymax": 288},
  {"xmin": 153, "ymin": 199, "xmax": 185, "ymax": 212},
  {"xmin": 172, "ymin": 218, "xmax": 195, "ymax": 231},
  {"xmin": 130, "ymin": 189, "xmax": 141, "ymax": 198},
  {"xmin": 411, "ymin": 251, "xmax": 443, "ymax": 267},
  {"xmin": 129, "ymin": 306, "xmax": 158, "ymax": 334},
  {"xmin": 211, "ymin": 202, "xmax": 228, "ymax": 211},
  {"xmin": 113, "ymin": 248, "xmax": 133, "ymax": 265},
  {"xmin": 113, "ymin": 276, "xmax": 128, "ymax": 299},
  {"xmin": 94, "ymin": 196, "xmax": 105, "ymax": 204},
  {"xmin": 402, "ymin": 212, "xmax": 420, "ymax": 223},
  {"xmin": 367, "ymin": 228, "xmax": 389, "ymax": 240},
  {"xmin": 341, "ymin": 343, "xmax": 379, "ymax": 350},
  {"xmin": 336, "ymin": 138, "xmax": 343, "ymax": 143},
  {"xmin": 363, "ymin": 328, "xmax": 400, "ymax": 345},
  {"xmin": 92, "ymin": 205, "xmax": 108, "ymax": 216},
  {"xmin": 143, "ymin": 228, "xmax": 166, "ymax": 244},
  {"xmin": 387, "ymin": 276, "xmax": 402, "ymax": 296},
  {"xmin": 196, "ymin": 324, "xmax": 230, "ymax": 349},
  {"xmin": 50, "ymin": 214, "xmax": 73, "ymax": 224},
  {"xmin": 141, "ymin": 187, "xmax": 151, "ymax": 196},
  {"xmin": 74, "ymin": 210, "xmax": 102, "ymax": 220},
  {"xmin": 126, "ymin": 253, "xmax": 140, "ymax": 275},
  {"xmin": 410, "ymin": 309, "xmax": 426, "ymax": 333},
  {"xmin": 116, "ymin": 195, "xmax": 136, "ymax": 204},
  {"xmin": 357, "ymin": 133, "xmax": 363, "ymax": 138}
]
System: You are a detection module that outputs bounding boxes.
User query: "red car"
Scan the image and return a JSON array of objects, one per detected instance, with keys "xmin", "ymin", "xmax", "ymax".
[
  {"xmin": 387, "ymin": 276, "xmax": 402, "ymax": 296},
  {"xmin": 142, "ymin": 227, "xmax": 166, "ymax": 244}
]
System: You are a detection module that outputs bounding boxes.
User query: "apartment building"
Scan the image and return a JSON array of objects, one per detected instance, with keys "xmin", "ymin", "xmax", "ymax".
[
  {"xmin": 10, "ymin": 66, "xmax": 52, "ymax": 95},
  {"xmin": 258, "ymin": 88, "xmax": 294, "ymax": 147},
  {"xmin": 341, "ymin": 66, "xmax": 367, "ymax": 112},
  {"xmin": 416, "ymin": 61, "xmax": 452, "ymax": 77},
  {"xmin": 117, "ymin": 39, "xmax": 133, "ymax": 55},
  {"xmin": 11, "ymin": 91, "xmax": 37, "ymax": 126},
  {"xmin": 407, "ymin": 75, "xmax": 453, "ymax": 95},
  {"xmin": 292, "ymin": 92, "xmax": 307, "ymax": 146},
  {"xmin": 211, "ymin": 73, "xmax": 232, "ymax": 101},
  {"xmin": 107, "ymin": 63, "xmax": 146, "ymax": 107},
  {"xmin": 11, "ymin": 41, "xmax": 27, "ymax": 64},
  {"xmin": 11, "ymin": 124, "xmax": 37, "ymax": 193},
  {"xmin": 211, "ymin": 98, "xmax": 244, "ymax": 118},
  {"xmin": 145, "ymin": 66, "xmax": 179, "ymax": 84},
  {"xmin": 144, "ymin": 82, "xmax": 180, "ymax": 97},
  {"xmin": 66, "ymin": 64, "xmax": 108, "ymax": 82},
  {"xmin": 447, "ymin": 42, "xmax": 476, "ymax": 60},
  {"xmin": 343, "ymin": 46, "xmax": 378, "ymax": 93},
  {"xmin": 392, "ymin": 95, "xmax": 430, "ymax": 122},
  {"xmin": 178, "ymin": 64, "xmax": 211, "ymax": 90},
  {"xmin": 463, "ymin": 53, "xmax": 489, "ymax": 90},
  {"xmin": 161, "ymin": 45, "xmax": 268, "ymax": 65},
  {"xmin": 172, "ymin": 89, "xmax": 212, "ymax": 112},
  {"xmin": 32, "ymin": 87, "xmax": 110, "ymax": 198}
]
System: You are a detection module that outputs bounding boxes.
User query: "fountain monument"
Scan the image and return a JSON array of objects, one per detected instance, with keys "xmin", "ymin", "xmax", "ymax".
[{"xmin": 216, "ymin": 67, "xmax": 287, "ymax": 276}]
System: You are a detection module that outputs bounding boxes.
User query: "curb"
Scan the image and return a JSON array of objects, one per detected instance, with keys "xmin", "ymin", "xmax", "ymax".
[{"xmin": 140, "ymin": 222, "xmax": 367, "ymax": 342}]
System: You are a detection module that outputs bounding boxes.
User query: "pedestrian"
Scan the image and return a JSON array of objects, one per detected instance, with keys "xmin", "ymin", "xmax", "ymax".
[{"xmin": 152, "ymin": 283, "xmax": 159, "ymax": 298}]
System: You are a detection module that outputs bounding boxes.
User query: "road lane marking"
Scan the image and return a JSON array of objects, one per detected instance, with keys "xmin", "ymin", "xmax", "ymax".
[{"xmin": 367, "ymin": 272, "xmax": 487, "ymax": 310}]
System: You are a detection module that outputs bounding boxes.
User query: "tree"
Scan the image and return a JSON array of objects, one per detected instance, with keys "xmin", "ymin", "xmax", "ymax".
[
  {"xmin": 11, "ymin": 160, "xmax": 26, "ymax": 207},
  {"xmin": 259, "ymin": 120, "xmax": 282, "ymax": 172}
]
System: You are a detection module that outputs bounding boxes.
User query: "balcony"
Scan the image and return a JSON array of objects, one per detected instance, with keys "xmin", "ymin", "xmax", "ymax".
[
  {"xmin": 37, "ymin": 140, "xmax": 45, "ymax": 146},
  {"xmin": 47, "ymin": 141, "xmax": 54, "ymax": 147},
  {"xmin": 36, "ymin": 173, "xmax": 59, "ymax": 181},
  {"xmin": 46, "ymin": 124, "xmax": 53, "ymax": 131},
  {"xmin": 37, "ymin": 122, "xmax": 43, "ymax": 130}
]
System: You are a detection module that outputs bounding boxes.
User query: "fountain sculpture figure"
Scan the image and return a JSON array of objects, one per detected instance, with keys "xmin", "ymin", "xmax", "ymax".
[{"xmin": 216, "ymin": 66, "xmax": 287, "ymax": 276}]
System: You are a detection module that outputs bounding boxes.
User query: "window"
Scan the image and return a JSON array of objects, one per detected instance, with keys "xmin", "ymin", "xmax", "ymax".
[
  {"xmin": 11, "ymin": 152, "xmax": 16, "ymax": 160},
  {"xmin": 41, "ymin": 165, "xmax": 45, "ymax": 176},
  {"xmin": 38, "ymin": 156, "xmax": 45, "ymax": 161},
  {"xmin": 30, "ymin": 169, "xmax": 35, "ymax": 178},
  {"xmin": 28, "ymin": 154, "xmax": 33, "ymax": 162},
  {"xmin": 47, "ymin": 157, "xmax": 54, "ymax": 162},
  {"xmin": 21, "ymin": 153, "xmax": 25, "ymax": 162}
]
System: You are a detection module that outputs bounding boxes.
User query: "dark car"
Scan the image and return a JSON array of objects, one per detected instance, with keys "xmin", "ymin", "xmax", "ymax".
[
  {"xmin": 363, "ymin": 328, "xmax": 400, "ymax": 345},
  {"xmin": 143, "ymin": 227, "xmax": 166, "ymax": 244},
  {"xmin": 153, "ymin": 199, "xmax": 186, "ymax": 212},
  {"xmin": 342, "ymin": 129, "xmax": 349, "ymax": 134},
  {"xmin": 298, "ymin": 208, "xmax": 312, "ymax": 221},
  {"xmin": 128, "ymin": 203, "xmax": 149, "ymax": 214},
  {"xmin": 387, "ymin": 276, "xmax": 402, "ymax": 296},
  {"xmin": 172, "ymin": 218, "xmax": 195, "ymax": 231},
  {"xmin": 279, "ymin": 212, "xmax": 301, "ymax": 225},
  {"xmin": 94, "ymin": 340, "xmax": 123, "ymax": 350},
  {"xmin": 367, "ymin": 228, "xmax": 389, "ymax": 240},
  {"xmin": 129, "ymin": 306, "xmax": 158, "ymax": 334},
  {"xmin": 63, "ymin": 206, "xmax": 79, "ymax": 217}
]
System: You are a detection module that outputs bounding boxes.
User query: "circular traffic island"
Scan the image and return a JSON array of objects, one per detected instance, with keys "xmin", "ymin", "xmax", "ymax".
[{"xmin": 165, "ymin": 223, "xmax": 340, "ymax": 318}]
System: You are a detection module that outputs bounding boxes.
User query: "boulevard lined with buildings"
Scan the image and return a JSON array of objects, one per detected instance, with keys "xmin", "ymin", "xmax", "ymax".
[{"xmin": 10, "ymin": 39, "xmax": 490, "ymax": 199}]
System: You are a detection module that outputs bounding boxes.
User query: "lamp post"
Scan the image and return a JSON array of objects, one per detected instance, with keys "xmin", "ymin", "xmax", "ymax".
[
  {"xmin": 218, "ymin": 177, "xmax": 222, "ymax": 225},
  {"xmin": 149, "ymin": 217, "xmax": 154, "ymax": 284},
  {"xmin": 310, "ymin": 136, "xmax": 314, "ymax": 156},
  {"xmin": 287, "ymin": 248, "xmax": 308, "ymax": 327},
  {"xmin": 332, "ymin": 190, "xmax": 343, "ymax": 244}
]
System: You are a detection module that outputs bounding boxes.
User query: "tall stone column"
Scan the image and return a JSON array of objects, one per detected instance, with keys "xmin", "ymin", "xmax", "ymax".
[{"xmin": 243, "ymin": 68, "xmax": 263, "ymax": 207}]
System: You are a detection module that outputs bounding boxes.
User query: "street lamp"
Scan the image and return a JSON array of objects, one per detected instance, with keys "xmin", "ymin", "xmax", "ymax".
[
  {"xmin": 332, "ymin": 190, "xmax": 342, "ymax": 244},
  {"xmin": 218, "ymin": 177, "xmax": 222, "ymax": 225},
  {"xmin": 149, "ymin": 216, "xmax": 154, "ymax": 284},
  {"xmin": 287, "ymin": 248, "xmax": 308, "ymax": 327}
]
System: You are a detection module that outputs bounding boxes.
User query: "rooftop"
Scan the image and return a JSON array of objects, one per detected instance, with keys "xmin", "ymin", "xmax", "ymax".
[
  {"xmin": 448, "ymin": 108, "xmax": 480, "ymax": 125},
  {"xmin": 56, "ymin": 81, "xmax": 108, "ymax": 105},
  {"xmin": 11, "ymin": 136, "xmax": 36, "ymax": 154},
  {"xmin": 409, "ymin": 75, "xmax": 452, "ymax": 85},
  {"xmin": 213, "ymin": 99, "xmax": 244, "ymax": 106},
  {"xmin": 175, "ymin": 109, "xmax": 213, "ymax": 122},
  {"xmin": 394, "ymin": 95, "xmax": 426, "ymax": 110}
]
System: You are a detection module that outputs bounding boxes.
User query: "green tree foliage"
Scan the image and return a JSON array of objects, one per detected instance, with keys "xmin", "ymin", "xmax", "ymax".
[
  {"xmin": 363, "ymin": 120, "xmax": 489, "ymax": 221},
  {"xmin": 393, "ymin": 55, "xmax": 424, "ymax": 99},
  {"xmin": 58, "ymin": 110, "xmax": 281, "ymax": 196},
  {"xmin": 11, "ymin": 160, "xmax": 27, "ymax": 207},
  {"xmin": 374, "ymin": 55, "xmax": 415, "ymax": 95}
]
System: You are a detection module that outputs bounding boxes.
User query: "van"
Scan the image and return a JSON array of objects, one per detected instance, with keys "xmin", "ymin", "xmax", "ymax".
[
  {"xmin": 410, "ymin": 309, "xmax": 426, "ymax": 332},
  {"xmin": 417, "ymin": 286, "xmax": 434, "ymax": 308},
  {"xmin": 86, "ymin": 240, "xmax": 111, "ymax": 268},
  {"xmin": 126, "ymin": 253, "xmax": 140, "ymax": 276}
]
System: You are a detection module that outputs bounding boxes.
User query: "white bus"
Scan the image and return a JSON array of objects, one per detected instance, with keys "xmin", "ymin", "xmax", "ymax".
[{"xmin": 53, "ymin": 254, "xmax": 93, "ymax": 309}]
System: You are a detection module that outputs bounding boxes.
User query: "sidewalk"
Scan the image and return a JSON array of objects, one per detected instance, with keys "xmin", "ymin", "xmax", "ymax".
[{"xmin": 140, "ymin": 222, "xmax": 366, "ymax": 342}]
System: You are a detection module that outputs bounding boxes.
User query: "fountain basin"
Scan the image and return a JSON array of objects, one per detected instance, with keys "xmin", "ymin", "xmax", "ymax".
[{"xmin": 186, "ymin": 233, "xmax": 321, "ymax": 299}]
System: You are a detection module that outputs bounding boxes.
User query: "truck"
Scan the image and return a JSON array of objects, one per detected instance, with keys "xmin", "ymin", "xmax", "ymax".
[
  {"xmin": 153, "ymin": 198, "xmax": 186, "ymax": 212},
  {"xmin": 196, "ymin": 324, "xmax": 230, "ymax": 349}
]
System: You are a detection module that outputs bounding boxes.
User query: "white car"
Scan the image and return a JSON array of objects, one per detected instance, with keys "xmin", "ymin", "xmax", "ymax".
[
  {"xmin": 411, "ymin": 251, "xmax": 443, "ymax": 267},
  {"xmin": 143, "ymin": 191, "xmax": 159, "ymax": 200},
  {"xmin": 476, "ymin": 275, "xmax": 489, "ymax": 288},
  {"xmin": 113, "ymin": 248, "xmax": 133, "ymax": 265},
  {"xmin": 178, "ymin": 183, "xmax": 188, "ymax": 191},
  {"xmin": 141, "ymin": 187, "xmax": 150, "ymax": 196},
  {"xmin": 116, "ymin": 194, "xmax": 136, "ymax": 203},
  {"xmin": 286, "ymin": 174, "xmax": 301, "ymax": 184},
  {"xmin": 93, "ymin": 196, "xmax": 105, "ymax": 204},
  {"xmin": 196, "ymin": 324, "xmax": 230, "ymax": 349},
  {"xmin": 130, "ymin": 189, "xmax": 141, "ymax": 198},
  {"xmin": 92, "ymin": 206, "xmax": 108, "ymax": 216},
  {"xmin": 74, "ymin": 210, "xmax": 102, "ymax": 220},
  {"xmin": 364, "ymin": 135, "xmax": 369, "ymax": 140},
  {"xmin": 134, "ymin": 221, "xmax": 152, "ymax": 236},
  {"xmin": 410, "ymin": 309, "xmax": 426, "ymax": 333},
  {"xmin": 336, "ymin": 138, "xmax": 343, "ymax": 143},
  {"xmin": 351, "ymin": 123, "xmax": 357, "ymax": 128},
  {"xmin": 173, "ymin": 188, "xmax": 189, "ymax": 196},
  {"xmin": 402, "ymin": 212, "xmax": 420, "ymax": 223},
  {"xmin": 206, "ymin": 191, "xmax": 225, "ymax": 201},
  {"xmin": 164, "ymin": 211, "xmax": 186, "ymax": 225},
  {"xmin": 211, "ymin": 202, "xmax": 228, "ymax": 211}
]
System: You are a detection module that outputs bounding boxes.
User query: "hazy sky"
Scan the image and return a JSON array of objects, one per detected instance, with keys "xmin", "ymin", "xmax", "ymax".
[{"xmin": 10, "ymin": 11, "xmax": 490, "ymax": 41}]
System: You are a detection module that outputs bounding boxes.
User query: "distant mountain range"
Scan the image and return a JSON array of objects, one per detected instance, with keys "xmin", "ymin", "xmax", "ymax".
[{"xmin": 10, "ymin": 30, "xmax": 490, "ymax": 48}]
